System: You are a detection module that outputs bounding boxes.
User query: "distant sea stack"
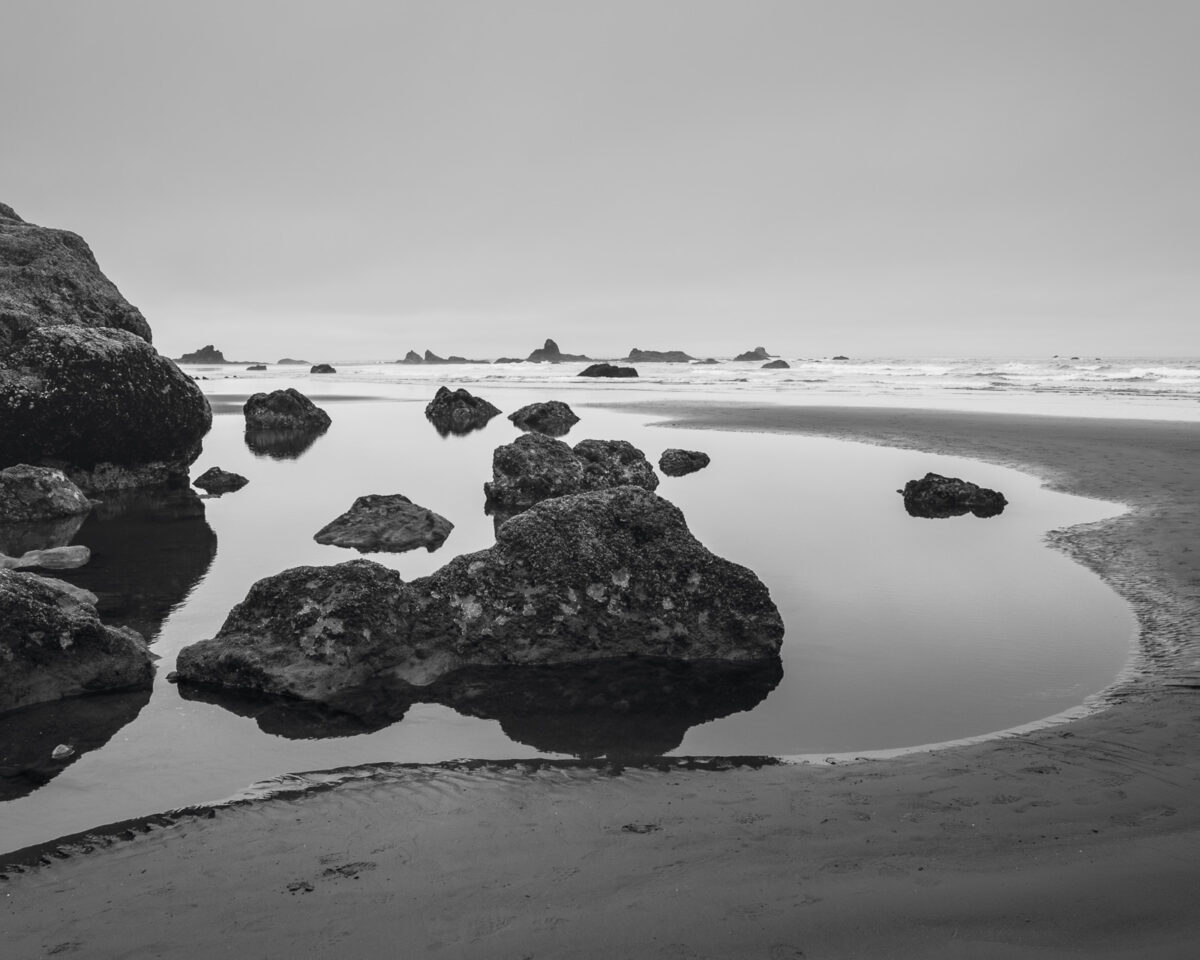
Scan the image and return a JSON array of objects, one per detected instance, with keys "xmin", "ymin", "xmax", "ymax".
[
  {"xmin": 0, "ymin": 203, "xmax": 211, "ymax": 492},
  {"xmin": 177, "ymin": 345, "xmax": 227, "ymax": 363},
  {"xmin": 527, "ymin": 338, "xmax": 591, "ymax": 363},
  {"xmin": 734, "ymin": 346, "xmax": 772, "ymax": 362},
  {"xmin": 625, "ymin": 348, "xmax": 695, "ymax": 363}
]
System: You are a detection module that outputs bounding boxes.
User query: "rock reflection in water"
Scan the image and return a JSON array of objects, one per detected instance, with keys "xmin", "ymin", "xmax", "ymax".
[
  {"xmin": 243, "ymin": 426, "xmax": 329, "ymax": 460},
  {"xmin": 0, "ymin": 690, "xmax": 151, "ymax": 800},
  {"xmin": 903, "ymin": 500, "xmax": 1006, "ymax": 519},
  {"xmin": 0, "ymin": 512, "xmax": 88, "ymax": 556},
  {"xmin": 177, "ymin": 657, "xmax": 783, "ymax": 758},
  {"xmin": 54, "ymin": 487, "xmax": 217, "ymax": 640}
]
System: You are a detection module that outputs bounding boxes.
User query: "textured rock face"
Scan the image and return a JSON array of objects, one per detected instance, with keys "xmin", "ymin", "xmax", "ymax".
[
  {"xmin": 625, "ymin": 348, "xmax": 694, "ymax": 363},
  {"xmin": 0, "ymin": 465, "xmax": 93, "ymax": 522},
  {"xmin": 175, "ymin": 486, "xmax": 784, "ymax": 704},
  {"xmin": 901, "ymin": 472, "xmax": 1008, "ymax": 519},
  {"xmin": 507, "ymin": 401, "xmax": 580, "ymax": 437},
  {"xmin": 178, "ymin": 345, "xmax": 226, "ymax": 363},
  {"xmin": 193, "ymin": 467, "xmax": 248, "ymax": 494},
  {"xmin": 527, "ymin": 338, "xmax": 590, "ymax": 363},
  {"xmin": 314, "ymin": 494, "xmax": 453, "ymax": 553},
  {"xmin": 0, "ymin": 325, "xmax": 212, "ymax": 491},
  {"xmin": 243, "ymin": 388, "xmax": 332, "ymax": 431},
  {"xmin": 0, "ymin": 203, "xmax": 152, "ymax": 349},
  {"xmin": 579, "ymin": 363, "xmax": 637, "ymax": 378},
  {"xmin": 424, "ymin": 386, "xmax": 501, "ymax": 436},
  {"xmin": 762, "ymin": 359, "xmax": 790, "ymax": 369},
  {"xmin": 0, "ymin": 569, "xmax": 154, "ymax": 714},
  {"xmin": 484, "ymin": 433, "xmax": 658, "ymax": 511},
  {"xmin": 659, "ymin": 449, "xmax": 711, "ymax": 477},
  {"xmin": 734, "ymin": 346, "xmax": 771, "ymax": 361}
]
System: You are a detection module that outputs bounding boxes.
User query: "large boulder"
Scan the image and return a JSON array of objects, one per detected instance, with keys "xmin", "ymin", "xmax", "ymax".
[
  {"xmin": 484, "ymin": 433, "xmax": 658, "ymax": 512},
  {"xmin": 507, "ymin": 400, "xmax": 580, "ymax": 437},
  {"xmin": 659, "ymin": 449, "xmax": 711, "ymax": 477},
  {"xmin": 424, "ymin": 386, "xmax": 501, "ymax": 436},
  {"xmin": 313, "ymin": 494, "xmax": 453, "ymax": 553},
  {"xmin": 527, "ymin": 338, "xmax": 590, "ymax": 363},
  {"xmin": 0, "ymin": 464, "xmax": 93, "ymax": 522},
  {"xmin": 900, "ymin": 472, "xmax": 1008, "ymax": 519},
  {"xmin": 0, "ymin": 569, "xmax": 154, "ymax": 714},
  {"xmin": 175, "ymin": 486, "xmax": 784, "ymax": 705},
  {"xmin": 578, "ymin": 363, "xmax": 637, "ymax": 378},
  {"xmin": 0, "ymin": 325, "xmax": 213, "ymax": 491},
  {"xmin": 243, "ymin": 388, "xmax": 331, "ymax": 431}
]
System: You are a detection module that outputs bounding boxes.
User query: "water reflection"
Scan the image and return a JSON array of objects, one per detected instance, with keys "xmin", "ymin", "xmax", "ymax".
[
  {"xmin": 903, "ymin": 499, "xmax": 1007, "ymax": 519},
  {"xmin": 0, "ymin": 690, "xmax": 151, "ymax": 800},
  {"xmin": 176, "ymin": 657, "xmax": 783, "ymax": 759},
  {"xmin": 244, "ymin": 426, "xmax": 329, "ymax": 460},
  {"xmin": 0, "ymin": 513, "xmax": 87, "ymax": 556},
  {"xmin": 55, "ymin": 488, "xmax": 217, "ymax": 640}
]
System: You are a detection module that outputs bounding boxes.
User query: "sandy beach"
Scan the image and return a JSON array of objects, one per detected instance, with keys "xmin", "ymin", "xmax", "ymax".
[{"xmin": 5, "ymin": 402, "xmax": 1200, "ymax": 959}]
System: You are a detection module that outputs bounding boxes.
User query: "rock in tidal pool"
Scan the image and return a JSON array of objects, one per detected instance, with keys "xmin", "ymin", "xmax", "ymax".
[
  {"xmin": 175, "ymin": 486, "xmax": 784, "ymax": 706},
  {"xmin": 313, "ymin": 494, "xmax": 453, "ymax": 553},
  {"xmin": 243, "ymin": 388, "xmax": 332, "ymax": 431},
  {"xmin": 0, "ymin": 569, "xmax": 153, "ymax": 714},
  {"xmin": 659, "ymin": 449, "xmax": 711, "ymax": 477},
  {"xmin": 424, "ymin": 386, "xmax": 501, "ymax": 436},
  {"xmin": 507, "ymin": 401, "xmax": 580, "ymax": 437},
  {"xmin": 484, "ymin": 433, "xmax": 658, "ymax": 514},
  {"xmin": 193, "ymin": 467, "xmax": 249, "ymax": 495},
  {"xmin": 0, "ymin": 544, "xmax": 91, "ymax": 571},
  {"xmin": 901, "ymin": 472, "xmax": 1008, "ymax": 519},
  {"xmin": 578, "ymin": 363, "xmax": 638, "ymax": 378},
  {"xmin": 0, "ymin": 465, "xmax": 94, "ymax": 522}
]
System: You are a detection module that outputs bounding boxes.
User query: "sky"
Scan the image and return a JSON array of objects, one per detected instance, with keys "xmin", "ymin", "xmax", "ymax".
[{"xmin": 2, "ymin": 0, "xmax": 1198, "ymax": 360}]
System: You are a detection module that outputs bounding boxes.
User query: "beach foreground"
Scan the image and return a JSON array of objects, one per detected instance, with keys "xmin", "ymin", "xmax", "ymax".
[{"xmin": 4, "ymin": 404, "xmax": 1200, "ymax": 959}]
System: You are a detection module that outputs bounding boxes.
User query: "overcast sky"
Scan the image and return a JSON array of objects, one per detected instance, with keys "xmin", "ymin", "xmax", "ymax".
[{"xmin": 3, "ymin": 1, "xmax": 1197, "ymax": 360}]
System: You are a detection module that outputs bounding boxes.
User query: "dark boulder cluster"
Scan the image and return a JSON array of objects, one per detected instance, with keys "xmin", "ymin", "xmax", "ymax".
[
  {"xmin": 313, "ymin": 494, "xmax": 453, "ymax": 554},
  {"xmin": 762, "ymin": 359, "xmax": 790, "ymax": 370},
  {"xmin": 425, "ymin": 386, "xmax": 501, "ymax": 436},
  {"xmin": 507, "ymin": 400, "xmax": 580, "ymax": 437},
  {"xmin": 901, "ymin": 472, "xmax": 1008, "ymax": 518},
  {"xmin": 659, "ymin": 449, "xmax": 710, "ymax": 477}
]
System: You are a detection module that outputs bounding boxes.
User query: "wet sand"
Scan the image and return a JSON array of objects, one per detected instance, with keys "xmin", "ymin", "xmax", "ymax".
[{"xmin": 5, "ymin": 403, "xmax": 1200, "ymax": 959}]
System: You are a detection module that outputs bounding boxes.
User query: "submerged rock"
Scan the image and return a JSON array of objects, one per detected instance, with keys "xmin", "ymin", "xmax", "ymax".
[
  {"xmin": 310, "ymin": 363, "xmax": 336, "ymax": 374},
  {"xmin": 625, "ymin": 348, "xmax": 694, "ymax": 363},
  {"xmin": 900, "ymin": 472, "xmax": 1008, "ymax": 519},
  {"xmin": 484, "ymin": 433, "xmax": 658, "ymax": 512},
  {"xmin": 243, "ymin": 388, "xmax": 332, "ymax": 431},
  {"xmin": 527, "ymin": 338, "xmax": 590, "ymax": 363},
  {"xmin": 178, "ymin": 345, "xmax": 226, "ymax": 363},
  {"xmin": 578, "ymin": 363, "xmax": 638, "ymax": 378},
  {"xmin": 734, "ymin": 347, "xmax": 771, "ymax": 361},
  {"xmin": 0, "ymin": 569, "xmax": 153, "ymax": 714},
  {"xmin": 659, "ymin": 449, "xmax": 711, "ymax": 477},
  {"xmin": 761, "ymin": 359, "xmax": 790, "ymax": 370},
  {"xmin": 175, "ymin": 486, "xmax": 784, "ymax": 705},
  {"xmin": 314, "ymin": 494, "xmax": 453, "ymax": 554},
  {"xmin": 424, "ymin": 386, "xmax": 501, "ymax": 436},
  {"xmin": 507, "ymin": 401, "xmax": 580, "ymax": 437},
  {"xmin": 0, "ymin": 465, "xmax": 93, "ymax": 522},
  {"xmin": 193, "ymin": 467, "xmax": 249, "ymax": 495}
]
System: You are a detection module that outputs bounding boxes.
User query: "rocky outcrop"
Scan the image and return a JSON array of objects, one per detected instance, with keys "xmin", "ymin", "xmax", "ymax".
[
  {"xmin": 762, "ymin": 359, "xmax": 790, "ymax": 369},
  {"xmin": 313, "ymin": 494, "xmax": 453, "ymax": 554},
  {"xmin": 484, "ymin": 433, "xmax": 658, "ymax": 512},
  {"xmin": 193, "ymin": 467, "xmax": 248, "ymax": 494},
  {"xmin": 0, "ymin": 544, "xmax": 90, "ymax": 571},
  {"xmin": 625, "ymin": 348, "xmax": 694, "ymax": 363},
  {"xmin": 310, "ymin": 363, "xmax": 336, "ymax": 374},
  {"xmin": 246, "ymin": 364, "xmax": 267, "ymax": 371},
  {"xmin": 424, "ymin": 386, "xmax": 501, "ymax": 436},
  {"xmin": 734, "ymin": 347, "xmax": 771, "ymax": 361},
  {"xmin": 659, "ymin": 449, "xmax": 710, "ymax": 477},
  {"xmin": 0, "ymin": 569, "xmax": 154, "ymax": 714},
  {"xmin": 399, "ymin": 350, "xmax": 423, "ymax": 364},
  {"xmin": 243, "ymin": 389, "xmax": 332, "ymax": 431},
  {"xmin": 527, "ymin": 338, "xmax": 590, "ymax": 363},
  {"xmin": 175, "ymin": 486, "xmax": 785, "ymax": 707},
  {"xmin": 0, "ymin": 202, "xmax": 152, "ymax": 349},
  {"xmin": 492, "ymin": 357, "xmax": 525, "ymax": 364},
  {"xmin": 578, "ymin": 363, "xmax": 637, "ymax": 378},
  {"xmin": 0, "ymin": 465, "xmax": 93, "ymax": 522},
  {"xmin": 177, "ymin": 345, "xmax": 226, "ymax": 363},
  {"xmin": 276, "ymin": 358, "xmax": 309, "ymax": 365},
  {"xmin": 900, "ymin": 472, "xmax": 1008, "ymax": 519},
  {"xmin": 507, "ymin": 401, "xmax": 580, "ymax": 437}
]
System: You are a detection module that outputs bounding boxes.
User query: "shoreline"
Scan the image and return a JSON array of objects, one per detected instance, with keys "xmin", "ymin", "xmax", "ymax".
[{"xmin": 5, "ymin": 402, "xmax": 1200, "ymax": 958}]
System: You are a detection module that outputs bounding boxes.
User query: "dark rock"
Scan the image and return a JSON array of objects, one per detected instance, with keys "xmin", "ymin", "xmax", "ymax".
[
  {"xmin": 507, "ymin": 401, "xmax": 580, "ymax": 437},
  {"xmin": 484, "ymin": 433, "xmax": 658, "ymax": 512},
  {"xmin": 178, "ymin": 345, "xmax": 226, "ymax": 363},
  {"xmin": 0, "ymin": 544, "xmax": 90, "ymax": 571},
  {"xmin": 734, "ymin": 347, "xmax": 771, "ymax": 361},
  {"xmin": 399, "ymin": 350, "xmax": 423, "ymax": 364},
  {"xmin": 693, "ymin": 358, "xmax": 720, "ymax": 365},
  {"xmin": 832, "ymin": 355, "xmax": 850, "ymax": 361},
  {"xmin": 246, "ymin": 364, "xmax": 267, "ymax": 371},
  {"xmin": 0, "ymin": 569, "xmax": 153, "ymax": 714},
  {"xmin": 900, "ymin": 472, "xmax": 1008, "ymax": 519},
  {"xmin": 0, "ymin": 203, "xmax": 152, "ymax": 349},
  {"xmin": 626, "ymin": 348, "xmax": 695, "ymax": 363},
  {"xmin": 244, "ymin": 427, "xmax": 327, "ymax": 460},
  {"xmin": 193, "ymin": 467, "xmax": 249, "ymax": 495},
  {"xmin": 527, "ymin": 338, "xmax": 590, "ymax": 363},
  {"xmin": 276, "ymin": 358, "xmax": 309, "ymax": 365},
  {"xmin": 310, "ymin": 363, "xmax": 336, "ymax": 374},
  {"xmin": 424, "ymin": 386, "xmax": 501, "ymax": 436},
  {"xmin": 314, "ymin": 494, "xmax": 453, "ymax": 554},
  {"xmin": 0, "ymin": 513, "xmax": 87, "ymax": 557},
  {"xmin": 424, "ymin": 350, "xmax": 446, "ymax": 363},
  {"xmin": 578, "ymin": 363, "xmax": 638, "ymax": 378},
  {"xmin": 492, "ymin": 357, "xmax": 525, "ymax": 364},
  {"xmin": 175, "ymin": 486, "xmax": 785, "ymax": 705},
  {"xmin": 659, "ymin": 449, "xmax": 710, "ymax": 477},
  {"xmin": 0, "ymin": 465, "xmax": 93, "ymax": 522},
  {"xmin": 243, "ymin": 388, "xmax": 332, "ymax": 431},
  {"xmin": 761, "ymin": 359, "xmax": 790, "ymax": 369},
  {"xmin": 0, "ymin": 325, "xmax": 213, "ymax": 492}
]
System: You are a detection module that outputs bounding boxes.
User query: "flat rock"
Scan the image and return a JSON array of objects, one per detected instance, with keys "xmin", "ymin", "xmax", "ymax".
[
  {"xmin": 193, "ymin": 467, "xmax": 249, "ymax": 494},
  {"xmin": 578, "ymin": 363, "xmax": 638, "ymax": 378},
  {"xmin": 243, "ymin": 389, "xmax": 332, "ymax": 431},
  {"xmin": 625, "ymin": 348, "xmax": 694, "ymax": 363},
  {"xmin": 900, "ymin": 472, "xmax": 1008, "ymax": 518},
  {"xmin": 1, "ymin": 544, "xmax": 91, "ymax": 571},
  {"xmin": 659, "ymin": 449, "xmax": 711, "ymax": 477},
  {"xmin": 424, "ymin": 386, "xmax": 501, "ymax": 436},
  {"xmin": 0, "ymin": 465, "xmax": 93, "ymax": 522},
  {"xmin": 507, "ymin": 401, "xmax": 580, "ymax": 437},
  {"xmin": 314, "ymin": 494, "xmax": 453, "ymax": 553}
]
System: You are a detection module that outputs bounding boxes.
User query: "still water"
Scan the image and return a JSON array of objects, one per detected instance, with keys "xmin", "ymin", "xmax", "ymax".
[{"xmin": 0, "ymin": 382, "xmax": 1133, "ymax": 852}]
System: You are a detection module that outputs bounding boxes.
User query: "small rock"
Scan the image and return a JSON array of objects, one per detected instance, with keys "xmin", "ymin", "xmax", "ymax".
[
  {"xmin": 310, "ymin": 363, "xmax": 336, "ymax": 374},
  {"xmin": 424, "ymin": 387, "xmax": 501, "ymax": 436},
  {"xmin": 659, "ymin": 449, "xmax": 710, "ymax": 477},
  {"xmin": 314, "ymin": 494, "xmax": 453, "ymax": 553},
  {"xmin": 51, "ymin": 744, "xmax": 75, "ymax": 760},
  {"xmin": 246, "ymin": 364, "xmax": 267, "ymax": 371},
  {"xmin": 193, "ymin": 467, "xmax": 249, "ymax": 494},
  {"xmin": 900, "ymin": 472, "xmax": 1008, "ymax": 518},
  {"xmin": 734, "ymin": 347, "xmax": 771, "ymax": 361},
  {"xmin": 578, "ymin": 363, "xmax": 638, "ymax": 378},
  {"xmin": 761, "ymin": 359, "xmax": 790, "ymax": 369},
  {"xmin": 507, "ymin": 401, "xmax": 580, "ymax": 437}
]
